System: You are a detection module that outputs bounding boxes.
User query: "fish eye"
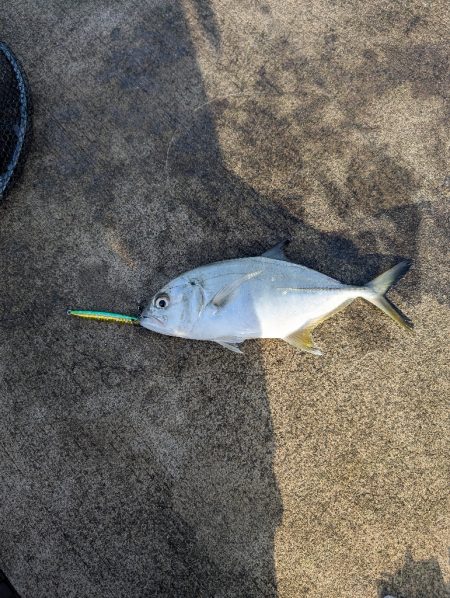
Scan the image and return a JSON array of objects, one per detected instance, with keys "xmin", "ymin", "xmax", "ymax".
[{"xmin": 154, "ymin": 293, "xmax": 170, "ymax": 309}]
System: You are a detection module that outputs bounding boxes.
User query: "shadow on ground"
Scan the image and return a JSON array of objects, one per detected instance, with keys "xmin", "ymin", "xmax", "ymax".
[
  {"xmin": 0, "ymin": 0, "xmax": 447, "ymax": 596},
  {"xmin": 378, "ymin": 549, "xmax": 450, "ymax": 598}
]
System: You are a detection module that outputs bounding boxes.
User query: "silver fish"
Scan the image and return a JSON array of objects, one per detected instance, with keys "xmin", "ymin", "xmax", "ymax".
[{"xmin": 140, "ymin": 241, "xmax": 413, "ymax": 354}]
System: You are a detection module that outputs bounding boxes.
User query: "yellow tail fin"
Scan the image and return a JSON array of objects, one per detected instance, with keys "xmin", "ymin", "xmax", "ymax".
[{"xmin": 363, "ymin": 261, "xmax": 414, "ymax": 331}]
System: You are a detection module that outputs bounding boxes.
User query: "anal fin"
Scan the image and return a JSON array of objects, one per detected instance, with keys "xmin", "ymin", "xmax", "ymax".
[
  {"xmin": 284, "ymin": 298, "xmax": 356, "ymax": 356},
  {"xmin": 285, "ymin": 326, "xmax": 322, "ymax": 356}
]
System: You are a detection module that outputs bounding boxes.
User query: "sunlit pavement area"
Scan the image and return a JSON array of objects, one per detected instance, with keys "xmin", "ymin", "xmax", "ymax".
[{"xmin": 0, "ymin": 0, "xmax": 449, "ymax": 596}]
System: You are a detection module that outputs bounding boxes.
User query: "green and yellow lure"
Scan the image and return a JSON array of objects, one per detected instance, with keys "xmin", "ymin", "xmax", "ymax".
[{"xmin": 67, "ymin": 310, "xmax": 139, "ymax": 325}]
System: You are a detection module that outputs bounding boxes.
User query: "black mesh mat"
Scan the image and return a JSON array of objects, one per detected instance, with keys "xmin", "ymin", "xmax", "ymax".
[
  {"xmin": 0, "ymin": 42, "xmax": 31, "ymax": 201},
  {"xmin": 0, "ymin": 567, "xmax": 20, "ymax": 598}
]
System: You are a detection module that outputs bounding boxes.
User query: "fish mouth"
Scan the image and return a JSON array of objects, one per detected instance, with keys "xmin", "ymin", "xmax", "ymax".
[{"xmin": 140, "ymin": 314, "xmax": 166, "ymax": 329}]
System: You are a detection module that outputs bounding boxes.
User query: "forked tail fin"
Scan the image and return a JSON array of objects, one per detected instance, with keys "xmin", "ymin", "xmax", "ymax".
[{"xmin": 363, "ymin": 261, "xmax": 414, "ymax": 331}]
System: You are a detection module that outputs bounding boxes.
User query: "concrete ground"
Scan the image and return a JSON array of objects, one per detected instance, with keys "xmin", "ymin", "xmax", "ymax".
[{"xmin": 0, "ymin": 0, "xmax": 449, "ymax": 596}]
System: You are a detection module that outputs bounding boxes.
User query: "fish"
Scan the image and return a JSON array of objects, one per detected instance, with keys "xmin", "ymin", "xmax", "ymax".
[{"xmin": 139, "ymin": 241, "xmax": 413, "ymax": 354}]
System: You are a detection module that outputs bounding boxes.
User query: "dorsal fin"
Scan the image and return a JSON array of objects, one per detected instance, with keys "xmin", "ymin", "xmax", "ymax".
[
  {"xmin": 262, "ymin": 240, "xmax": 290, "ymax": 261},
  {"xmin": 210, "ymin": 271, "xmax": 261, "ymax": 308}
]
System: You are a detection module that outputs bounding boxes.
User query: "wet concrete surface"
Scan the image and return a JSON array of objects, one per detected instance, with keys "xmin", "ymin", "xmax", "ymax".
[{"xmin": 0, "ymin": 0, "xmax": 449, "ymax": 596}]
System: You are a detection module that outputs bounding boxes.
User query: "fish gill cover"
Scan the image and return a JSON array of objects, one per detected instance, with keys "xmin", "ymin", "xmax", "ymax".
[{"xmin": 0, "ymin": 41, "xmax": 31, "ymax": 201}]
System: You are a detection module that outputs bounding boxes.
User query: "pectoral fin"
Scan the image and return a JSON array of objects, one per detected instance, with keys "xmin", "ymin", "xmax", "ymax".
[
  {"xmin": 210, "ymin": 271, "xmax": 261, "ymax": 308},
  {"xmin": 216, "ymin": 341, "xmax": 244, "ymax": 354},
  {"xmin": 262, "ymin": 240, "xmax": 291, "ymax": 261},
  {"xmin": 285, "ymin": 326, "xmax": 322, "ymax": 355}
]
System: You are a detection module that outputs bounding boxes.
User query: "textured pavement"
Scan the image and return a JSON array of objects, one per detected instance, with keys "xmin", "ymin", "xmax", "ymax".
[{"xmin": 0, "ymin": 0, "xmax": 449, "ymax": 596}]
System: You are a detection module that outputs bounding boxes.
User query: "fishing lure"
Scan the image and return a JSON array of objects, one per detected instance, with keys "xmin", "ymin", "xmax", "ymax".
[
  {"xmin": 67, "ymin": 310, "xmax": 139, "ymax": 325},
  {"xmin": 68, "ymin": 241, "xmax": 413, "ymax": 355}
]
